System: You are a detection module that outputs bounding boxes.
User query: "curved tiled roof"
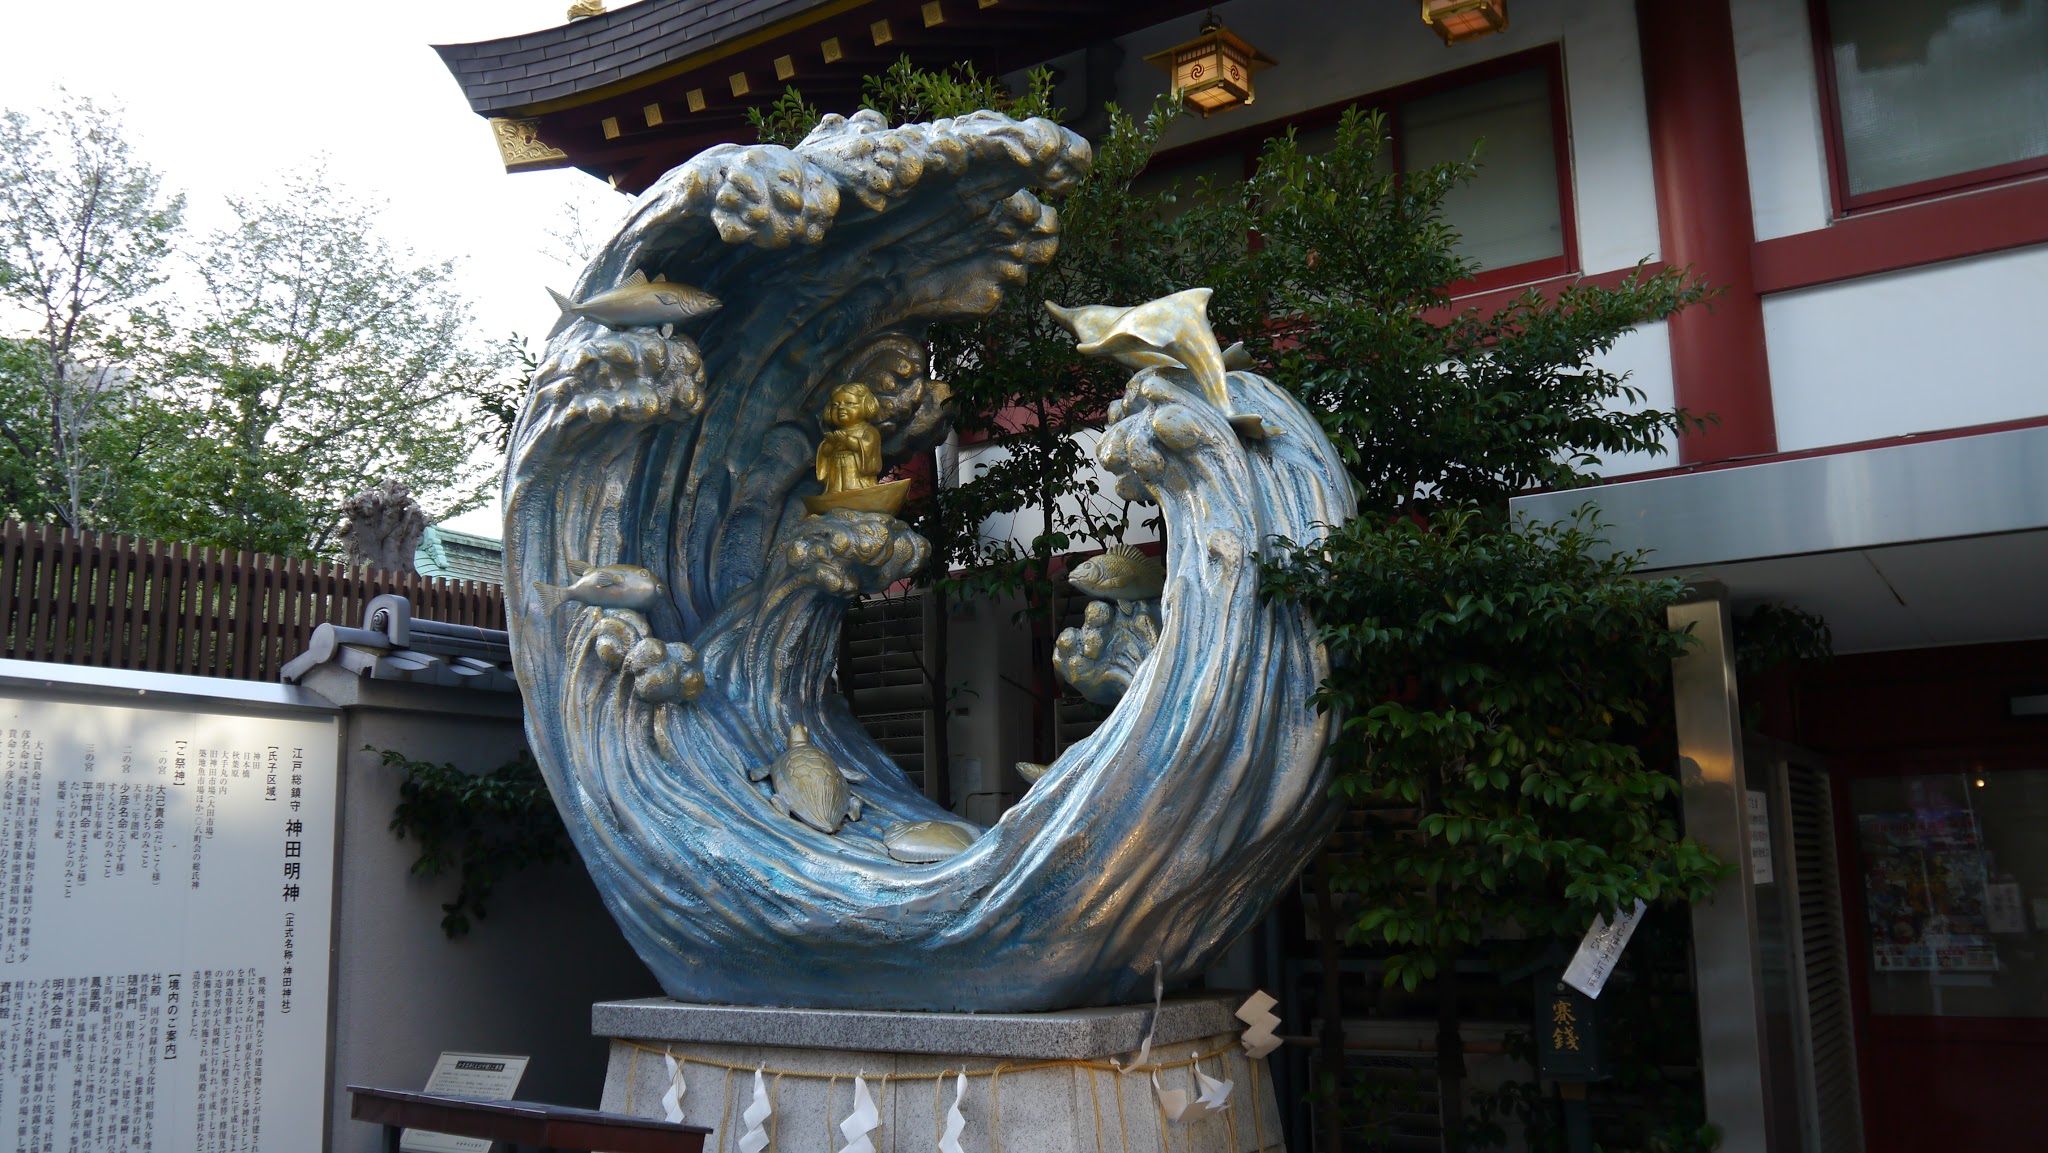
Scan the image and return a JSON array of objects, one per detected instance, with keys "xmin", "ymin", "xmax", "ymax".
[
  {"xmin": 434, "ymin": 0, "xmax": 1213, "ymax": 191},
  {"xmin": 434, "ymin": 0, "xmax": 850, "ymax": 116}
]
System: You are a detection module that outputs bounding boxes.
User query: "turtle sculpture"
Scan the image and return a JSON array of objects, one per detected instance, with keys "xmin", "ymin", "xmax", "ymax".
[
  {"xmin": 882, "ymin": 819, "xmax": 981, "ymax": 863},
  {"xmin": 750, "ymin": 724, "xmax": 866, "ymax": 833}
]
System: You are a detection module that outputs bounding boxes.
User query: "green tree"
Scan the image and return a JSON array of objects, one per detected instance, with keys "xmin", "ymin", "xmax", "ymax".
[
  {"xmin": 1216, "ymin": 111, "xmax": 1725, "ymax": 1148},
  {"xmin": 0, "ymin": 91, "xmax": 184, "ymax": 528},
  {"xmin": 127, "ymin": 169, "xmax": 510, "ymax": 558},
  {"xmin": 761, "ymin": 74, "xmax": 1731, "ymax": 1147},
  {"xmin": 1230, "ymin": 108, "xmax": 1726, "ymax": 981}
]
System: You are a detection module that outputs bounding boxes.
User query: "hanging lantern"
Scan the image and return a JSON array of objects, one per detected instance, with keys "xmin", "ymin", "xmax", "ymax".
[
  {"xmin": 1422, "ymin": 0, "xmax": 1509, "ymax": 45},
  {"xmin": 1143, "ymin": 18, "xmax": 1274, "ymax": 118}
]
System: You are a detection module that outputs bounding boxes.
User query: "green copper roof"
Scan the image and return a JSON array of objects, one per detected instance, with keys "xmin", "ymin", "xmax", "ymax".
[{"xmin": 414, "ymin": 525, "xmax": 505, "ymax": 585}]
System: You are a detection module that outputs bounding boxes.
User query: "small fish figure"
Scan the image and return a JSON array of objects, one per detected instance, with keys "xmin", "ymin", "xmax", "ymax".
[
  {"xmin": 1069, "ymin": 545, "xmax": 1166, "ymax": 602},
  {"xmin": 533, "ymin": 560, "xmax": 665, "ymax": 613},
  {"xmin": 548, "ymin": 270, "xmax": 720, "ymax": 337}
]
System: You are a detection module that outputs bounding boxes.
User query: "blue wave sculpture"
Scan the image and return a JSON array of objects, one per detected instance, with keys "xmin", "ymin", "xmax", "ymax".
[{"xmin": 504, "ymin": 111, "xmax": 1356, "ymax": 1011}]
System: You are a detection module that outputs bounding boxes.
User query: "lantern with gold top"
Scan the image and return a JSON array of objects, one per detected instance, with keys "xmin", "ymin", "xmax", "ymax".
[
  {"xmin": 1143, "ymin": 17, "xmax": 1274, "ymax": 118},
  {"xmin": 1422, "ymin": 0, "xmax": 1509, "ymax": 45}
]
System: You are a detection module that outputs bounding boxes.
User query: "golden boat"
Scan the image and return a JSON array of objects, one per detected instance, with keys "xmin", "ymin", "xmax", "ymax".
[{"xmin": 802, "ymin": 477, "xmax": 912, "ymax": 517}]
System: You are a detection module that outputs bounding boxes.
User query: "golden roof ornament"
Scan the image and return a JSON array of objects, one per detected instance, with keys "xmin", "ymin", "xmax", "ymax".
[{"xmin": 566, "ymin": 0, "xmax": 607, "ymax": 21}]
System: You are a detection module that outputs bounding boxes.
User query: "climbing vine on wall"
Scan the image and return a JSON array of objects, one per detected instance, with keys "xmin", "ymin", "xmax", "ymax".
[{"xmin": 378, "ymin": 747, "xmax": 573, "ymax": 938}]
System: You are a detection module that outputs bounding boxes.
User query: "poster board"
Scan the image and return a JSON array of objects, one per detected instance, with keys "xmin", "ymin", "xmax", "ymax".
[
  {"xmin": 0, "ymin": 679, "xmax": 338, "ymax": 1152},
  {"xmin": 1856, "ymin": 808, "xmax": 1998, "ymax": 973}
]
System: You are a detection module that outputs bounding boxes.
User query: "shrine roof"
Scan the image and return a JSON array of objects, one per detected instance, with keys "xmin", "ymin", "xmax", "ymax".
[
  {"xmin": 435, "ymin": 0, "xmax": 836, "ymax": 118},
  {"xmin": 433, "ymin": 0, "xmax": 1213, "ymax": 192}
]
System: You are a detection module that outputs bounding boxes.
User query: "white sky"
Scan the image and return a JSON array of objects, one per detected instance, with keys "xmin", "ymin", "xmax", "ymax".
[{"xmin": 0, "ymin": 0, "xmax": 638, "ymax": 536}]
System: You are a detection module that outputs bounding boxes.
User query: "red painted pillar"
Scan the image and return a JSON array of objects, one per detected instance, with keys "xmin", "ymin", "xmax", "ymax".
[{"xmin": 1637, "ymin": 0, "xmax": 1776, "ymax": 463}]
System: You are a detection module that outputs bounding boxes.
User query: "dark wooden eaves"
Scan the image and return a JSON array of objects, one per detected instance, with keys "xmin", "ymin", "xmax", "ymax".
[{"xmin": 437, "ymin": 0, "xmax": 1214, "ymax": 192}]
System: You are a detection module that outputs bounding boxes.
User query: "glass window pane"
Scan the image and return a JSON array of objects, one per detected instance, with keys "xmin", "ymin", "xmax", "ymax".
[
  {"xmin": 1825, "ymin": 0, "xmax": 2048, "ymax": 197},
  {"xmin": 1130, "ymin": 151, "xmax": 1245, "ymax": 222},
  {"xmin": 1290, "ymin": 118, "xmax": 1397, "ymax": 176},
  {"xmin": 1397, "ymin": 66, "xmax": 1564, "ymax": 272},
  {"xmin": 1850, "ymin": 767, "xmax": 2048, "ymax": 1017}
]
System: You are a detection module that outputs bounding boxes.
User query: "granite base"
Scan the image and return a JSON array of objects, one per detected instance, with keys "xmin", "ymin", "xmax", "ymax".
[{"xmin": 595, "ymin": 995, "xmax": 1286, "ymax": 1153}]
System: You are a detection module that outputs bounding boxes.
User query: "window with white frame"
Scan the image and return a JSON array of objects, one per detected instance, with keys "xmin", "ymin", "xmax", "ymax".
[
  {"xmin": 1817, "ymin": 0, "xmax": 2048, "ymax": 207},
  {"xmin": 1396, "ymin": 65, "xmax": 1567, "ymax": 274},
  {"xmin": 1136, "ymin": 50, "xmax": 1574, "ymax": 288}
]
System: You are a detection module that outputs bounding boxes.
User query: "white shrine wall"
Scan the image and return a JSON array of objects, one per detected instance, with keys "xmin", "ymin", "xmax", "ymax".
[
  {"xmin": 1108, "ymin": 0, "xmax": 1666, "ymax": 277},
  {"xmin": 1730, "ymin": 0, "xmax": 1833, "ymax": 243},
  {"xmin": 305, "ymin": 670, "xmax": 663, "ymax": 1153},
  {"xmin": 1761, "ymin": 245, "xmax": 2048, "ymax": 452}
]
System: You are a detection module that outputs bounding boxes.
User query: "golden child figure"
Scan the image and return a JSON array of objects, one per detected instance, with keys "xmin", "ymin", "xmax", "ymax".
[
  {"xmin": 816, "ymin": 383, "xmax": 883, "ymax": 495},
  {"xmin": 803, "ymin": 381, "xmax": 911, "ymax": 516}
]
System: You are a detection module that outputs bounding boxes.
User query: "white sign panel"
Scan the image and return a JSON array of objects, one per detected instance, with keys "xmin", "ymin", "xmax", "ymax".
[
  {"xmin": 1985, "ymin": 882, "xmax": 2026, "ymax": 934},
  {"xmin": 1561, "ymin": 898, "xmax": 1647, "ymax": 999},
  {"xmin": 402, "ymin": 1051, "xmax": 531, "ymax": 1153},
  {"xmin": 0, "ymin": 690, "xmax": 337, "ymax": 1152},
  {"xmin": 1746, "ymin": 789, "xmax": 1775, "ymax": 885}
]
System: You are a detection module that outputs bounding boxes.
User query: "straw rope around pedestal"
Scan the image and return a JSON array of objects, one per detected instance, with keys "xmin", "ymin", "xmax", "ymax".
[{"xmin": 618, "ymin": 1037, "xmax": 1272, "ymax": 1153}]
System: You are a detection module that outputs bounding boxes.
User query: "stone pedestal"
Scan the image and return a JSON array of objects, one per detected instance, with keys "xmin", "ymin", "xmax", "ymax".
[{"xmin": 596, "ymin": 995, "xmax": 1286, "ymax": 1153}]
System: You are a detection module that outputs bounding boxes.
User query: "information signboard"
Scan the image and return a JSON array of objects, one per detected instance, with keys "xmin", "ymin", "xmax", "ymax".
[
  {"xmin": 402, "ymin": 1051, "xmax": 531, "ymax": 1153},
  {"xmin": 0, "ymin": 685, "xmax": 338, "ymax": 1152}
]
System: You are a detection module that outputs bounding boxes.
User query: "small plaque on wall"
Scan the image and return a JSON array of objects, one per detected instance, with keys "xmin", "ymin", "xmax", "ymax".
[
  {"xmin": 1535, "ymin": 979, "xmax": 1607, "ymax": 1082},
  {"xmin": 1747, "ymin": 789, "xmax": 1775, "ymax": 885}
]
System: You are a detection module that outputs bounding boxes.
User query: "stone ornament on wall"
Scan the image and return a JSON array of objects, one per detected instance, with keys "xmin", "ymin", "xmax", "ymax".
[
  {"xmin": 503, "ymin": 109, "xmax": 1354, "ymax": 1012},
  {"xmin": 339, "ymin": 479, "xmax": 425, "ymax": 574}
]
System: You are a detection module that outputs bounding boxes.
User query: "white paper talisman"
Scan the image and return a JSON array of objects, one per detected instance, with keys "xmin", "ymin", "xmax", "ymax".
[{"xmin": 1561, "ymin": 899, "xmax": 1648, "ymax": 999}]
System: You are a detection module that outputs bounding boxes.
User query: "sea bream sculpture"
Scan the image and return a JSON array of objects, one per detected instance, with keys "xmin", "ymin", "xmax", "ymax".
[
  {"xmin": 502, "ymin": 109, "xmax": 1354, "ymax": 1012},
  {"xmin": 549, "ymin": 270, "xmax": 720, "ymax": 337},
  {"xmin": 1052, "ymin": 544, "xmax": 1167, "ymax": 708}
]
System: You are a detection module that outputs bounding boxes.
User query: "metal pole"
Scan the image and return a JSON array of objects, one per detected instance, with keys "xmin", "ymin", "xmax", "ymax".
[{"xmin": 1669, "ymin": 588, "xmax": 1774, "ymax": 1149}]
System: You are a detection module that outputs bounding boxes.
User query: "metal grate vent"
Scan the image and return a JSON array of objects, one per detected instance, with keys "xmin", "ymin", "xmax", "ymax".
[
  {"xmin": 1786, "ymin": 760, "xmax": 1866, "ymax": 1153},
  {"xmin": 840, "ymin": 591, "xmax": 937, "ymax": 797}
]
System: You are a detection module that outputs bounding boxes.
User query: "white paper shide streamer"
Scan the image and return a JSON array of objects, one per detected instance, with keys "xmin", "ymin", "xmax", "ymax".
[
  {"xmin": 1154, "ymin": 1052, "xmax": 1234, "ymax": 1125},
  {"xmin": 837, "ymin": 1074, "xmax": 880, "ymax": 1153},
  {"xmin": 661, "ymin": 1050, "xmax": 688, "ymax": 1123},
  {"xmin": 938, "ymin": 1071, "xmax": 969, "ymax": 1153},
  {"xmin": 1235, "ymin": 990, "xmax": 1282, "ymax": 1060},
  {"xmin": 737, "ymin": 1067, "xmax": 773, "ymax": 1153}
]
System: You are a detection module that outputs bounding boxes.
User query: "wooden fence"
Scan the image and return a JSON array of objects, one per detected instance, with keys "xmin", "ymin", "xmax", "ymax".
[{"xmin": 0, "ymin": 521, "xmax": 506, "ymax": 683}]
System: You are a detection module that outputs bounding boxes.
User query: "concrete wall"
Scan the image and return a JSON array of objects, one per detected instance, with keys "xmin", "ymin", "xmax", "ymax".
[{"xmin": 307, "ymin": 671, "xmax": 661, "ymax": 1153}]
